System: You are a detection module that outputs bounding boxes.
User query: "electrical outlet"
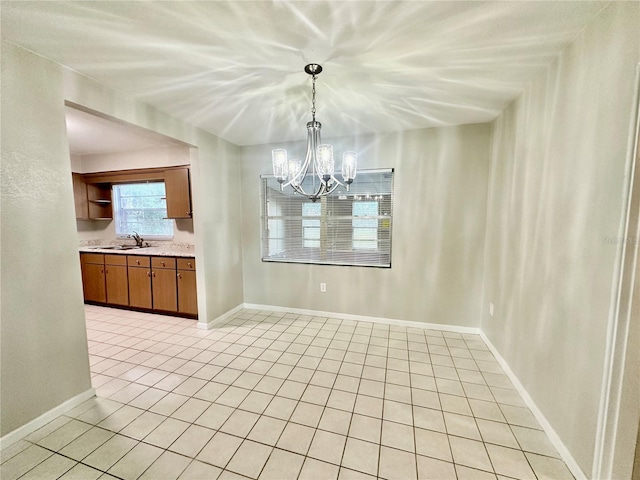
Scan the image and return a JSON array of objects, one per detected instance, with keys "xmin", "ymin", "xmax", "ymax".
[
  {"xmin": 320, "ymin": 283, "xmax": 326, "ymax": 293},
  {"xmin": 489, "ymin": 302, "xmax": 494, "ymax": 316}
]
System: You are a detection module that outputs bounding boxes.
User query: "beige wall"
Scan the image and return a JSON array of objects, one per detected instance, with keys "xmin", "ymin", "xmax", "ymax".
[
  {"xmin": 62, "ymin": 56, "xmax": 245, "ymax": 326},
  {"xmin": 74, "ymin": 145, "xmax": 190, "ymax": 174},
  {"xmin": 241, "ymin": 125, "xmax": 491, "ymax": 326},
  {"xmin": 1, "ymin": 42, "xmax": 92, "ymax": 435},
  {"xmin": 192, "ymin": 135, "xmax": 244, "ymax": 323},
  {"xmin": 482, "ymin": 2, "xmax": 640, "ymax": 475},
  {"xmin": 0, "ymin": 41, "xmax": 245, "ymax": 438},
  {"xmin": 74, "ymin": 145, "xmax": 195, "ymax": 245}
]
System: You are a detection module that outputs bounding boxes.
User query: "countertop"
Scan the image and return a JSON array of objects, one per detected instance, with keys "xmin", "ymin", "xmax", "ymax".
[{"xmin": 79, "ymin": 245, "xmax": 195, "ymax": 258}]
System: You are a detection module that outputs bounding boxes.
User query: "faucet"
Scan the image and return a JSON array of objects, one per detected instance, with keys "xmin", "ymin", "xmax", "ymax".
[{"xmin": 128, "ymin": 231, "xmax": 143, "ymax": 247}]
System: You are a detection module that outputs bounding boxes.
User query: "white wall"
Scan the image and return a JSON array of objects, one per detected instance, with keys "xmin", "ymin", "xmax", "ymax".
[
  {"xmin": 74, "ymin": 145, "xmax": 195, "ymax": 245},
  {"xmin": 241, "ymin": 125, "xmax": 491, "ymax": 326},
  {"xmin": 482, "ymin": 2, "xmax": 640, "ymax": 475},
  {"xmin": 1, "ymin": 41, "xmax": 92, "ymax": 436}
]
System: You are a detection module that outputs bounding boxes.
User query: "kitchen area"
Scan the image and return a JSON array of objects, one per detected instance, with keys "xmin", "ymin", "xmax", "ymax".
[{"xmin": 68, "ymin": 105, "xmax": 200, "ymax": 319}]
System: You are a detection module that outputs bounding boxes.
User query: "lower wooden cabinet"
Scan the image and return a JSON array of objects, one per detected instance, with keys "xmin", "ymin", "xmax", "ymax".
[
  {"xmin": 105, "ymin": 255, "xmax": 128, "ymax": 306},
  {"xmin": 80, "ymin": 252, "xmax": 197, "ymax": 318},
  {"xmin": 81, "ymin": 259, "xmax": 106, "ymax": 303},
  {"xmin": 152, "ymin": 268, "xmax": 178, "ymax": 312},
  {"xmin": 178, "ymin": 269, "xmax": 198, "ymax": 315},
  {"xmin": 177, "ymin": 257, "xmax": 197, "ymax": 315},
  {"xmin": 128, "ymin": 265, "xmax": 152, "ymax": 309}
]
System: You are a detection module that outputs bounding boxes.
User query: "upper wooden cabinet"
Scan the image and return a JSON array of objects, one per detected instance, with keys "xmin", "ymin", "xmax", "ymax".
[
  {"xmin": 87, "ymin": 183, "xmax": 113, "ymax": 220},
  {"xmin": 72, "ymin": 166, "xmax": 192, "ymax": 220},
  {"xmin": 72, "ymin": 173, "xmax": 89, "ymax": 220},
  {"xmin": 72, "ymin": 174, "xmax": 112, "ymax": 220},
  {"xmin": 164, "ymin": 167, "xmax": 192, "ymax": 219}
]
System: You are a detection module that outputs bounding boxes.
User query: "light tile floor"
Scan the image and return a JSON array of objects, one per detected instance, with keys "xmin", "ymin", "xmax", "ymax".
[{"xmin": 1, "ymin": 306, "xmax": 575, "ymax": 480}]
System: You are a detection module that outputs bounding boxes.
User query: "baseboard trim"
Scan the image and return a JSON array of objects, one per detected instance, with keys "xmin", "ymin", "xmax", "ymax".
[
  {"xmin": 0, "ymin": 388, "xmax": 95, "ymax": 451},
  {"xmin": 242, "ymin": 303, "xmax": 482, "ymax": 335},
  {"xmin": 479, "ymin": 332, "xmax": 587, "ymax": 480},
  {"xmin": 197, "ymin": 303, "xmax": 244, "ymax": 330}
]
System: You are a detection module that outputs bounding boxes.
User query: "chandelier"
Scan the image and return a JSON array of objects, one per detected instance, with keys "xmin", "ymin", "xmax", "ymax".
[{"xmin": 272, "ymin": 64, "xmax": 357, "ymax": 202}]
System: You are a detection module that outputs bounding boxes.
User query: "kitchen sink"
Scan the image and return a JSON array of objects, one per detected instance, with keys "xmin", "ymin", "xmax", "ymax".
[{"xmin": 90, "ymin": 245, "xmax": 149, "ymax": 250}]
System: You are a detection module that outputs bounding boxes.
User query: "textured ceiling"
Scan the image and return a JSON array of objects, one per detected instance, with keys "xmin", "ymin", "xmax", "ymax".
[{"xmin": 2, "ymin": 1, "xmax": 605, "ymax": 146}]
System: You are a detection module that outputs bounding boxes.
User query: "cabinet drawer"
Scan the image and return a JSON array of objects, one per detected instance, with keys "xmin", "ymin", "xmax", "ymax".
[
  {"xmin": 81, "ymin": 253, "xmax": 104, "ymax": 265},
  {"xmin": 105, "ymin": 254, "xmax": 127, "ymax": 266},
  {"xmin": 177, "ymin": 258, "xmax": 196, "ymax": 271},
  {"xmin": 152, "ymin": 257, "xmax": 176, "ymax": 269},
  {"xmin": 128, "ymin": 255, "xmax": 151, "ymax": 268}
]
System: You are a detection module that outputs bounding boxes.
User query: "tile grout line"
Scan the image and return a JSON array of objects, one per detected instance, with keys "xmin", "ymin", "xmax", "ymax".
[{"xmin": 8, "ymin": 306, "xmax": 569, "ymax": 480}]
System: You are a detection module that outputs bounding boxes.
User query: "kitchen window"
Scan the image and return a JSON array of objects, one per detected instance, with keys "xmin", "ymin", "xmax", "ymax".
[
  {"xmin": 260, "ymin": 169, "xmax": 394, "ymax": 267},
  {"xmin": 113, "ymin": 182, "xmax": 173, "ymax": 239}
]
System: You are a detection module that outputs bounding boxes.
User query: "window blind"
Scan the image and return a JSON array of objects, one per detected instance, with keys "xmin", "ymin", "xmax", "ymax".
[{"xmin": 261, "ymin": 169, "xmax": 394, "ymax": 268}]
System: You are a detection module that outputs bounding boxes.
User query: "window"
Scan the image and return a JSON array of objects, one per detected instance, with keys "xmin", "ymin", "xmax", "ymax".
[
  {"xmin": 267, "ymin": 200, "xmax": 284, "ymax": 256},
  {"xmin": 113, "ymin": 182, "xmax": 173, "ymax": 238},
  {"xmin": 302, "ymin": 203, "xmax": 321, "ymax": 248},
  {"xmin": 261, "ymin": 169, "xmax": 394, "ymax": 267},
  {"xmin": 353, "ymin": 201, "xmax": 379, "ymax": 250}
]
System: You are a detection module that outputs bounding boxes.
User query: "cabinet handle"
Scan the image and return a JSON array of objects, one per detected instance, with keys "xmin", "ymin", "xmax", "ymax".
[
  {"xmin": 101, "ymin": 268, "xmax": 104, "ymax": 274},
  {"xmin": 147, "ymin": 271, "xmax": 151, "ymax": 277},
  {"xmin": 187, "ymin": 262, "xmax": 192, "ymax": 268},
  {"xmin": 136, "ymin": 260, "xmax": 140, "ymax": 265},
  {"xmin": 161, "ymin": 261, "xmax": 166, "ymax": 267},
  {"xmin": 152, "ymin": 271, "xmax": 156, "ymax": 277},
  {"xmin": 177, "ymin": 273, "xmax": 181, "ymax": 279},
  {"xmin": 105, "ymin": 268, "xmax": 108, "ymax": 274}
]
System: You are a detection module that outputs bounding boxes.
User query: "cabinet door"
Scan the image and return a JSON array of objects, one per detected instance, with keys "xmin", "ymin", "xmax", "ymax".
[
  {"xmin": 177, "ymin": 270, "xmax": 198, "ymax": 316},
  {"xmin": 82, "ymin": 263, "xmax": 106, "ymax": 303},
  {"xmin": 105, "ymin": 264, "xmax": 129, "ymax": 306},
  {"xmin": 128, "ymin": 267, "xmax": 152, "ymax": 309},
  {"xmin": 165, "ymin": 167, "xmax": 192, "ymax": 219},
  {"xmin": 72, "ymin": 173, "xmax": 89, "ymax": 220},
  {"xmin": 152, "ymin": 268, "xmax": 178, "ymax": 312}
]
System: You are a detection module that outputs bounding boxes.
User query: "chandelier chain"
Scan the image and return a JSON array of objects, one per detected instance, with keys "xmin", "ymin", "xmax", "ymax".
[{"xmin": 311, "ymin": 74, "xmax": 317, "ymax": 122}]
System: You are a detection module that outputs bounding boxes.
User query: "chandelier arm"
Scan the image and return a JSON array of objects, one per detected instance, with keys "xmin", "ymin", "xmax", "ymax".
[
  {"xmin": 314, "ymin": 124, "xmax": 330, "ymax": 187},
  {"xmin": 329, "ymin": 175, "xmax": 345, "ymax": 188},
  {"xmin": 325, "ymin": 181, "xmax": 341, "ymax": 195},
  {"xmin": 281, "ymin": 123, "xmax": 315, "ymax": 190},
  {"xmin": 290, "ymin": 182, "xmax": 307, "ymax": 196}
]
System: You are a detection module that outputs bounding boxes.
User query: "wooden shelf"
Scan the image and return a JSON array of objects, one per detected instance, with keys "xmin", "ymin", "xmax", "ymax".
[{"xmin": 87, "ymin": 182, "xmax": 113, "ymax": 219}]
